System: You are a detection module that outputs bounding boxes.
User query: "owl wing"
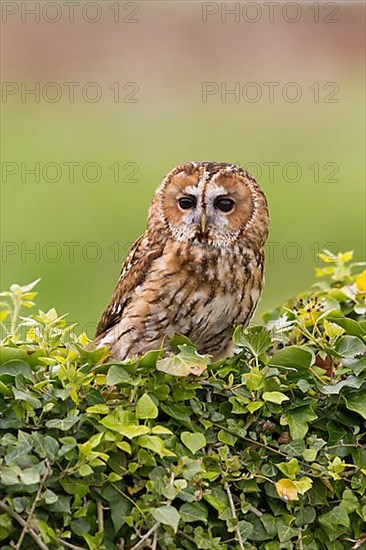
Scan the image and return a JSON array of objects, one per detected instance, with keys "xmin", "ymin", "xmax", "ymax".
[{"xmin": 95, "ymin": 233, "xmax": 164, "ymax": 338}]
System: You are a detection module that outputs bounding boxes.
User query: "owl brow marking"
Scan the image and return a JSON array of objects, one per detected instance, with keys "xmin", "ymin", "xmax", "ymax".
[
  {"xmin": 219, "ymin": 166, "xmax": 260, "ymax": 232},
  {"xmin": 158, "ymin": 162, "xmax": 197, "ymax": 231}
]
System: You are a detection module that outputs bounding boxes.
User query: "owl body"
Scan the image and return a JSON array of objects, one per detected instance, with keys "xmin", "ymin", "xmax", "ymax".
[{"xmin": 95, "ymin": 162, "xmax": 269, "ymax": 361}]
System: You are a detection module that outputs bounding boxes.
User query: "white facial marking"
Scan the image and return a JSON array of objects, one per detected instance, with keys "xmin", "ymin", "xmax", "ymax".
[
  {"xmin": 184, "ymin": 185, "xmax": 200, "ymax": 197},
  {"xmin": 205, "ymin": 183, "xmax": 228, "ymax": 202}
]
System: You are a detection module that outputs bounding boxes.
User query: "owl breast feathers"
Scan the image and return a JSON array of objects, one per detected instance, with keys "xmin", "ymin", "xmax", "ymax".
[{"xmin": 95, "ymin": 162, "xmax": 269, "ymax": 360}]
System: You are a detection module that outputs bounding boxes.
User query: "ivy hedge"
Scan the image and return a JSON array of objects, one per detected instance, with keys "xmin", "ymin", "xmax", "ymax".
[{"xmin": 0, "ymin": 251, "xmax": 365, "ymax": 549}]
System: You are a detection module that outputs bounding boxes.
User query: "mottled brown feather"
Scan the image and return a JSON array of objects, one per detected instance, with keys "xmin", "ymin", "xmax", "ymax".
[
  {"xmin": 95, "ymin": 161, "xmax": 269, "ymax": 361},
  {"xmin": 95, "ymin": 234, "xmax": 164, "ymax": 337}
]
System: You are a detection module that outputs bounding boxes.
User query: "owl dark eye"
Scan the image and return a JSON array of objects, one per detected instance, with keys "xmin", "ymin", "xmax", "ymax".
[
  {"xmin": 178, "ymin": 196, "xmax": 197, "ymax": 210},
  {"xmin": 214, "ymin": 196, "xmax": 235, "ymax": 213}
]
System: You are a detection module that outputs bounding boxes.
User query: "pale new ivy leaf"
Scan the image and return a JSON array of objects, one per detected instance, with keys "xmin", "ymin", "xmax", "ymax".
[
  {"xmin": 85, "ymin": 404, "xmax": 110, "ymax": 415},
  {"xmin": 109, "ymin": 424, "xmax": 150, "ymax": 439},
  {"xmin": 241, "ymin": 368, "xmax": 265, "ymax": 391},
  {"xmin": 137, "ymin": 435, "xmax": 175, "ymax": 457},
  {"xmin": 151, "ymin": 425, "xmax": 173, "ymax": 435},
  {"xmin": 294, "ymin": 476, "xmax": 313, "ymax": 494},
  {"xmin": 106, "ymin": 365, "xmax": 133, "ymax": 386},
  {"xmin": 156, "ymin": 345, "xmax": 210, "ymax": 377},
  {"xmin": 43, "ymin": 489, "xmax": 59, "ymax": 505},
  {"xmin": 152, "ymin": 505, "xmax": 180, "ymax": 533},
  {"xmin": 79, "ymin": 464, "xmax": 93, "ymax": 477},
  {"xmin": 323, "ymin": 319, "xmax": 345, "ymax": 339},
  {"xmin": 0, "ymin": 465, "xmax": 24, "ymax": 485},
  {"xmin": 181, "ymin": 432, "xmax": 206, "ymax": 454},
  {"xmin": 277, "ymin": 458, "xmax": 300, "ymax": 480},
  {"xmin": 303, "ymin": 448, "xmax": 317, "ymax": 462},
  {"xmin": 246, "ymin": 400, "xmax": 264, "ymax": 414},
  {"xmin": 262, "ymin": 391, "xmax": 290, "ymax": 404},
  {"xmin": 136, "ymin": 393, "xmax": 158, "ymax": 419},
  {"xmin": 19, "ymin": 467, "xmax": 41, "ymax": 485},
  {"xmin": 328, "ymin": 456, "xmax": 346, "ymax": 480},
  {"xmin": 318, "ymin": 251, "xmax": 338, "ymax": 263}
]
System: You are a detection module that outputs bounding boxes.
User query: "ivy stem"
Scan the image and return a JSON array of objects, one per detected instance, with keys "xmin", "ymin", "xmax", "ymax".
[
  {"xmin": 224, "ymin": 481, "xmax": 245, "ymax": 550},
  {"xmin": 131, "ymin": 492, "xmax": 173, "ymax": 550},
  {"xmin": 15, "ymin": 461, "xmax": 51, "ymax": 550},
  {"xmin": 151, "ymin": 529, "xmax": 158, "ymax": 550},
  {"xmin": 97, "ymin": 500, "xmax": 104, "ymax": 534},
  {"xmin": 130, "ymin": 523, "xmax": 160, "ymax": 550},
  {"xmin": 57, "ymin": 540, "xmax": 85, "ymax": 550},
  {"xmin": 249, "ymin": 505, "xmax": 263, "ymax": 517},
  {"xmin": 0, "ymin": 500, "xmax": 49, "ymax": 550}
]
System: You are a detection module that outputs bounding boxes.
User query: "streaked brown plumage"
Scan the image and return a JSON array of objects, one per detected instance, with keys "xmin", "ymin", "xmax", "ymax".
[{"xmin": 95, "ymin": 162, "xmax": 269, "ymax": 360}]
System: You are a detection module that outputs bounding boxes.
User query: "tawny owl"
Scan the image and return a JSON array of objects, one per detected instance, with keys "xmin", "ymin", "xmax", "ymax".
[{"xmin": 95, "ymin": 162, "xmax": 269, "ymax": 361}]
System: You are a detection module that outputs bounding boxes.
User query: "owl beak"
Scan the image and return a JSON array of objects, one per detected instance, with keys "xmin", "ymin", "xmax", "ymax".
[{"xmin": 200, "ymin": 213, "xmax": 207, "ymax": 233}]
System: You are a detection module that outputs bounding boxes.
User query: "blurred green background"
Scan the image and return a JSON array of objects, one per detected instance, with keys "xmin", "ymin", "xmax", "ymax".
[{"xmin": 1, "ymin": 2, "xmax": 365, "ymax": 335}]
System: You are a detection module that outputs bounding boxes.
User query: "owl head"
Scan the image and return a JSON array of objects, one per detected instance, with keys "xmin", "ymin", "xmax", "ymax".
[{"xmin": 148, "ymin": 162, "xmax": 269, "ymax": 250}]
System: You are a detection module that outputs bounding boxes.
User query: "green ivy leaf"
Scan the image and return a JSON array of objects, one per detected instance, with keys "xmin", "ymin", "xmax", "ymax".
[
  {"xmin": 179, "ymin": 502, "xmax": 208, "ymax": 524},
  {"xmin": 282, "ymin": 406, "xmax": 317, "ymax": 439},
  {"xmin": 157, "ymin": 345, "xmax": 210, "ymax": 377},
  {"xmin": 137, "ymin": 435, "xmax": 175, "ymax": 457},
  {"xmin": 106, "ymin": 365, "xmax": 132, "ymax": 385},
  {"xmin": 335, "ymin": 335, "xmax": 366, "ymax": 357},
  {"xmin": 0, "ymin": 359, "xmax": 34, "ymax": 381},
  {"xmin": 233, "ymin": 325, "xmax": 271, "ymax": 357},
  {"xmin": 46, "ymin": 412, "xmax": 80, "ymax": 431},
  {"xmin": 181, "ymin": 432, "xmax": 206, "ymax": 454},
  {"xmin": 136, "ymin": 393, "xmax": 158, "ymax": 419},
  {"xmin": 270, "ymin": 346, "xmax": 314, "ymax": 370},
  {"xmin": 12, "ymin": 388, "xmax": 41, "ymax": 409},
  {"xmin": 86, "ymin": 404, "xmax": 110, "ymax": 415},
  {"xmin": 262, "ymin": 391, "xmax": 289, "ymax": 404},
  {"xmin": 0, "ymin": 513, "xmax": 12, "ymax": 542},
  {"xmin": 344, "ymin": 393, "xmax": 366, "ymax": 420},
  {"xmin": 152, "ymin": 505, "xmax": 180, "ymax": 533},
  {"xmin": 277, "ymin": 458, "xmax": 300, "ymax": 479}
]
